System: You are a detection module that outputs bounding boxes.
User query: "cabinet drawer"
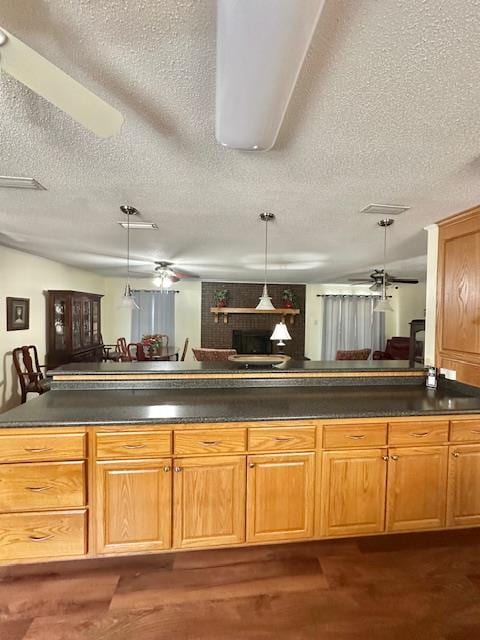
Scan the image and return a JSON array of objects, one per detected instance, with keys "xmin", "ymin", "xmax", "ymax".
[
  {"xmin": 0, "ymin": 510, "xmax": 86, "ymax": 562},
  {"xmin": 248, "ymin": 427, "xmax": 315, "ymax": 452},
  {"xmin": 323, "ymin": 424, "xmax": 387, "ymax": 449},
  {"xmin": 0, "ymin": 462, "xmax": 85, "ymax": 512},
  {"xmin": 0, "ymin": 433, "xmax": 86, "ymax": 463},
  {"xmin": 96, "ymin": 431, "xmax": 172, "ymax": 459},
  {"xmin": 174, "ymin": 429, "xmax": 246, "ymax": 455},
  {"xmin": 388, "ymin": 421, "xmax": 449, "ymax": 445},
  {"xmin": 450, "ymin": 420, "xmax": 480, "ymax": 442}
]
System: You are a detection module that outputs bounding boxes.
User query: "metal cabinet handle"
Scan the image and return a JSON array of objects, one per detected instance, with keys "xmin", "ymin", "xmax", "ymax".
[
  {"xmin": 29, "ymin": 535, "xmax": 54, "ymax": 542},
  {"xmin": 452, "ymin": 451, "xmax": 460, "ymax": 458},
  {"xmin": 26, "ymin": 486, "xmax": 51, "ymax": 492},
  {"xmin": 163, "ymin": 465, "xmax": 171, "ymax": 472},
  {"xmin": 347, "ymin": 434, "xmax": 366, "ymax": 440},
  {"xmin": 200, "ymin": 440, "xmax": 221, "ymax": 446},
  {"xmin": 249, "ymin": 463, "xmax": 256, "ymax": 468},
  {"xmin": 391, "ymin": 455, "xmax": 399, "ymax": 461},
  {"xmin": 382, "ymin": 455, "xmax": 389, "ymax": 461},
  {"xmin": 274, "ymin": 436, "xmax": 294, "ymax": 442},
  {"xmin": 123, "ymin": 443, "xmax": 146, "ymax": 449},
  {"xmin": 409, "ymin": 432, "xmax": 429, "ymax": 438},
  {"xmin": 24, "ymin": 447, "xmax": 53, "ymax": 453},
  {"xmin": 174, "ymin": 466, "xmax": 183, "ymax": 472}
]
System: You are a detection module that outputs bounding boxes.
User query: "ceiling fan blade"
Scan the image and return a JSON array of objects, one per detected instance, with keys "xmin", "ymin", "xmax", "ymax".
[
  {"xmin": 0, "ymin": 27, "xmax": 123, "ymax": 138},
  {"xmin": 348, "ymin": 278, "xmax": 373, "ymax": 283},
  {"xmin": 389, "ymin": 278, "xmax": 419, "ymax": 284}
]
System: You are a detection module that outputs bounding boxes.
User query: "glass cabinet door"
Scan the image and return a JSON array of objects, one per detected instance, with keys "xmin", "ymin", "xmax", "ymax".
[
  {"xmin": 82, "ymin": 299, "xmax": 92, "ymax": 346},
  {"xmin": 92, "ymin": 300, "xmax": 100, "ymax": 344},
  {"xmin": 72, "ymin": 299, "xmax": 82, "ymax": 350},
  {"xmin": 53, "ymin": 296, "xmax": 67, "ymax": 351}
]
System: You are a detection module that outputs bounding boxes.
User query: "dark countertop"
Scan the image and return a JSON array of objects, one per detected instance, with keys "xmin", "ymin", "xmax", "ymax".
[
  {"xmin": 1, "ymin": 383, "xmax": 480, "ymax": 427},
  {"xmin": 49, "ymin": 360, "xmax": 424, "ymax": 377}
]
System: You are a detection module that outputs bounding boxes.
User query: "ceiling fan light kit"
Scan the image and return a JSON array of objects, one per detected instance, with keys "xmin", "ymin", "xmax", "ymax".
[
  {"xmin": 256, "ymin": 212, "xmax": 276, "ymax": 310},
  {"xmin": 0, "ymin": 26, "xmax": 124, "ymax": 138},
  {"xmin": 215, "ymin": 0, "xmax": 326, "ymax": 150}
]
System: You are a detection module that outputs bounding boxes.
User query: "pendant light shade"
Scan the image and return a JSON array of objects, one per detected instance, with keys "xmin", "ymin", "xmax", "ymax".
[
  {"xmin": 256, "ymin": 212, "xmax": 275, "ymax": 310},
  {"xmin": 118, "ymin": 205, "xmax": 140, "ymax": 310}
]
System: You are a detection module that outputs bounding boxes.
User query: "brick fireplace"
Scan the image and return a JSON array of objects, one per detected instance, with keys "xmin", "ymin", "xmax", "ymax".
[{"xmin": 201, "ymin": 282, "xmax": 306, "ymax": 359}]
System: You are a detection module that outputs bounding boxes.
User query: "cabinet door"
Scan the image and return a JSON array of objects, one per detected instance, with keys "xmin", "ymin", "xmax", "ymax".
[
  {"xmin": 319, "ymin": 449, "xmax": 387, "ymax": 537},
  {"xmin": 386, "ymin": 446, "xmax": 448, "ymax": 532},
  {"xmin": 173, "ymin": 456, "xmax": 245, "ymax": 549},
  {"xmin": 81, "ymin": 298, "xmax": 92, "ymax": 347},
  {"xmin": 96, "ymin": 459, "xmax": 172, "ymax": 554},
  {"xmin": 247, "ymin": 452, "xmax": 314, "ymax": 543},
  {"xmin": 447, "ymin": 444, "xmax": 480, "ymax": 527}
]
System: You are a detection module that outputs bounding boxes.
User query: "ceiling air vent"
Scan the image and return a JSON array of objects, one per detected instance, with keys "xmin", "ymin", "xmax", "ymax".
[
  {"xmin": 0, "ymin": 175, "xmax": 46, "ymax": 190},
  {"xmin": 117, "ymin": 221, "xmax": 158, "ymax": 230},
  {"xmin": 361, "ymin": 204, "xmax": 410, "ymax": 216}
]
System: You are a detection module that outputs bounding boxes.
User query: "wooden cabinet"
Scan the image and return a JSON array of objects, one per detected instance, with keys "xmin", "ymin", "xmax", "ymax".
[
  {"xmin": 95, "ymin": 459, "xmax": 172, "ymax": 554},
  {"xmin": 386, "ymin": 446, "xmax": 448, "ymax": 532},
  {"xmin": 319, "ymin": 449, "xmax": 387, "ymax": 537},
  {"xmin": 436, "ymin": 205, "xmax": 480, "ymax": 386},
  {"xmin": 173, "ymin": 456, "xmax": 245, "ymax": 549},
  {"xmin": 246, "ymin": 452, "xmax": 314, "ymax": 543},
  {"xmin": 447, "ymin": 444, "xmax": 480, "ymax": 527},
  {"xmin": 47, "ymin": 290, "xmax": 104, "ymax": 368}
]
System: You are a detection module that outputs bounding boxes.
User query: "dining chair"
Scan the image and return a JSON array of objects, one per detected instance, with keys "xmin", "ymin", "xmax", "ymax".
[
  {"xmin": 116, "ymin": 337, "xmax": 130, "ymax": 361},
  {"xmin": 127, "ymin": 343, "xmax": 151, "ymax": 361},
  {"xmin": 192, "ymin": 348, "xmax": 237, "ymax": 362},
  {"xmin": 12, "ymin": 345, "xmax": 50, "ymax": 404},
  {"xmin": 180, "ymin": 338, "xmax": 189, "ymax": 362}
]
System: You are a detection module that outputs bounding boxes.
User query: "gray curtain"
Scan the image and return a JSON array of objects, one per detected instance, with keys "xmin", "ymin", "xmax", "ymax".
[
  {"xmin": 131, "ymin": 290, "xmax": 175, "ymax": 344},
  {"xmin": 321, "ymin": 295, "xmax": 385, "ymax": 360}
]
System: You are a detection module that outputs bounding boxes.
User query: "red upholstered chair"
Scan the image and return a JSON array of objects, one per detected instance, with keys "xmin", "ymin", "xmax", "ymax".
[
  {"xmin": 192, "ymin": 348, "xmax": 237, "ymax": 362},
  {"xmin": 12, "ymin": 346, "xmax": 50, "ymax": 404},
  {"xmin": 373, "ymin": 337, "xmax": 410, "ymax": 360},
  {"xmin": 335, "ymin": 349, "xmax": 371, "ymax": 361}
]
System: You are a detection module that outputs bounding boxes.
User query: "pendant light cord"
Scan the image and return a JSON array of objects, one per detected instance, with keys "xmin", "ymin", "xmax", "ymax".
[
  {"xmin": 382, "ymin": 222, "xmax": 387, "ymax": 300},
  {"xmin": 264, "ymin": 216, "xmax": 268, "ymax": 287}
]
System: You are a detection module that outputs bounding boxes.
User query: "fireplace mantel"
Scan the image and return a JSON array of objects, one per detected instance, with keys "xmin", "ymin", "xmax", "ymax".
[{"xmin": 210, "ymin": 307, "xmax": 300, "ymax": 325}]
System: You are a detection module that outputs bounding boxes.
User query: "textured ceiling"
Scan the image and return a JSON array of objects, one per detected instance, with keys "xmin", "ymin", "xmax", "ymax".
[{"xmin": 0, "ymin": 0, "xmax": 479, "ymax": 284}]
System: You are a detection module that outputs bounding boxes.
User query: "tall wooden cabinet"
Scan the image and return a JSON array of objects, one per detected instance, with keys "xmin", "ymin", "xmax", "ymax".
[
  {"xmin": 47, "ymin": 290, "xmax": 103, "ymax": 368},
  {"xmin": 436, "ymin": 205, "xmax": 480, "ymax": 386}
]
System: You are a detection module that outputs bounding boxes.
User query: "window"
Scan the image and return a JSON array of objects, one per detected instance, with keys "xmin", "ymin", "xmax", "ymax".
[
  {"xmin": 131, "ymin": 290, "xmax": 175, "ymax": 344},
  {"xmin": 321, "ymin": 295, "xmax": 385, "ymax": 360}
]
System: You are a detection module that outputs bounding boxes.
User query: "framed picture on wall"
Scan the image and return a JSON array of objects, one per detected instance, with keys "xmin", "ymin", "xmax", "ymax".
[{"xmin": 6, "ymin": 297, "xmax": 30, "ymax": 331}]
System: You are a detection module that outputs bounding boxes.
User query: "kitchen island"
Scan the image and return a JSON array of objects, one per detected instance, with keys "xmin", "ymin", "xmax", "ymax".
[{"xmin": 1, "ymin": 361, "xmax": 480, "ymax": 565}]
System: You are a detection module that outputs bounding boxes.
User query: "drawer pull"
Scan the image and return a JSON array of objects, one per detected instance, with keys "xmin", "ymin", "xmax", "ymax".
[
  {"xmin": 29, "ymin": 534, "xmax": 54, "ymax": 542},
  {"xmin": 249, "ymin": 463, "xmax": 256, "ymax": 468},
  {"xmin": 25, "ymin": 486, "xmax": 51, "ymax": 493},
  {"xmin": 409, "ymin": 432, "xmax": 430, "ymax": 438},
  {"xmin": 163, "ymin": 465, "xmax": 171, "ymax": 472},
  {"xmin": 274, "ymin": 436, "xmax": 294, "ymax": 442},
  {"xmin": 346, "ymin": 434, "xmax": 366, "ymax": 440},
  {"xmin": 174, "ymin": 466, "xmax": 183, "ymax": 473},
  {"xmin": 382, "ymin": 455, "xmax": 389, "ymax": 461},
  {"xmin": 452, "ymin": 451, "xmax": 460, "ymax": 458},
  {"xmin": 391, "ymin": 455, "xmax": 399, "ymax": 461},
  {"xmin": 200, "ymin": 440, "xmax": 221, "ymax": 446},
  {"xmin": 122, "ymin": 443, "xmax": 146, "ymax": 449},
  {"xmin": 24, "ymin": 447, "xmax": 53, "ymax": 453}
]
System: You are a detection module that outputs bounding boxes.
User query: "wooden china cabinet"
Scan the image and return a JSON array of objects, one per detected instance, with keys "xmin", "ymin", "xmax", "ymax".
[{"xmin": 46, "ymin": 290, "xmax": 103, "ymax": 369}]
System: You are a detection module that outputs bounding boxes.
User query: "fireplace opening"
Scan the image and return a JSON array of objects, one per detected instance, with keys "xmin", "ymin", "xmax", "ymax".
[{"xmin": 232, "ymin": 330, "xmax": 272, "ymax": 355}]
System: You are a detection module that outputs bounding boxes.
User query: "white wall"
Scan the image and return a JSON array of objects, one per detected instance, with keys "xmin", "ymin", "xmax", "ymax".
[
  {"xmin": 305, "ymin": 282, "xmax": 427, "ymax": 360},
  {"xmin": 0, "ymin": 245, "xmax": 105, "ymax": 412},
  {"xmin": 102, "ymin": 277, "xmax": 201, "ymax": 363}
]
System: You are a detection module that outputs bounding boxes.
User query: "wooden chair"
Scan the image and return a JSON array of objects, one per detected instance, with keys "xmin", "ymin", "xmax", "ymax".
[
  {"xmin": 335, "ymin": 348, "xmax": 371, "ymax": 361},
  {"xmin": 116, "ymin": 337, "xmax": 130, "ymax": 361},
  {"xmin": 192, "ymin": 348, "xmax": 237, "ymax": 362},
  {"xmin": 127, "ymin": 343, "xmax": 151, "ymax": 361},
  {"xmin": 12, "ymin": 346, "xmax": 50, "ymax": 404},
  {"xmin": 180, "ymin": 338, "xmax": 189, "ymax": 362}
]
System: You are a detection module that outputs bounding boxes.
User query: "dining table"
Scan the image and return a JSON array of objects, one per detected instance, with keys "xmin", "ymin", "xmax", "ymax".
[{"xmin": 147, "ymin": 346, "xmax": 180, "ymax": 361}]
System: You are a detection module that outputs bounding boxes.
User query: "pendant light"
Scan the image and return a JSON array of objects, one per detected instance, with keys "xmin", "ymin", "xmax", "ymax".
[
  {"xmin": 374, "ymin": 218, "xmax": 394, "ymax": 313},
  {"xmin": 118, "ymin": 205, "xmax": 140, "ymax": 310},
  {"xmin": 256, "ymin": 212, "xmax": 276, "ymax": 310}
]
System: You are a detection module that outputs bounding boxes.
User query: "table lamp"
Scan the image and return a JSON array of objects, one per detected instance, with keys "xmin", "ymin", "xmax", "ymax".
[{"xmin": 270, "ymin": 322, "xmax": 292, "ymax": 354}]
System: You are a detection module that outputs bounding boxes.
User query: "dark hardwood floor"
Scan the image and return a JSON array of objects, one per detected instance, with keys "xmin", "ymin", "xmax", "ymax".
[{"xmin": 1, "ymin": 530, "xmax": 480, "ymax": 639}]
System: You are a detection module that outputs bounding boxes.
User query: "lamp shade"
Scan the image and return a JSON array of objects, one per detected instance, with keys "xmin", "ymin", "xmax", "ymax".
[
  {"xmin": 374, "ymin": 297, "xmax": 393, "ymax": 313},
  {"xmin": 270, "ymin": 322, "xmax": 292, "ymax": 342}
]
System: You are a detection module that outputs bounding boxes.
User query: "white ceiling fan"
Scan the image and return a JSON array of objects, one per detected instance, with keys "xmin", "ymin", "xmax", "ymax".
[{"xmin": 0, "ymin": 26, "xmax": 123, "ymax": 138}]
